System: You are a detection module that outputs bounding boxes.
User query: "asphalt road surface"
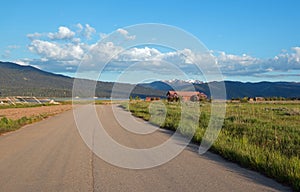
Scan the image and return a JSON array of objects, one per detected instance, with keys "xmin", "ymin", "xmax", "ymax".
[{"xmin": 0, "ymin": 105, "xmax": 291, "ymax": 192}]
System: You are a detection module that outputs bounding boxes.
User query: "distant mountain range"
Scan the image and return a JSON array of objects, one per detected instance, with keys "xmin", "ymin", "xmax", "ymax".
[
  {"xmin": 1, "ymin": 61, "xmax": 300, "ymax": 99},
  {"xmin": 141, "ymin": 80, "xmax": 300, "ymax": 99}
]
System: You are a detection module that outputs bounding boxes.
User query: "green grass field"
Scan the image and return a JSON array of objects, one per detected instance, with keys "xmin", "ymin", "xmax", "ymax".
[{"xmin": 124, "ymin": 101, "xmax": 300, "ymax": 191}]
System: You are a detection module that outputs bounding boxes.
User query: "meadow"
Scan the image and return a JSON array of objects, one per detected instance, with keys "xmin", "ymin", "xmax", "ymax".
[{"xmin": 125, "ymin": 101, "xmax": 300, "ymax": 191}]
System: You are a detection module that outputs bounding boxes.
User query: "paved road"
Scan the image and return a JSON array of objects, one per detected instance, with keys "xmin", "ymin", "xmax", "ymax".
[{"xmin": 0, "ymin": 105, "xmax": 291, "ymax": 191}]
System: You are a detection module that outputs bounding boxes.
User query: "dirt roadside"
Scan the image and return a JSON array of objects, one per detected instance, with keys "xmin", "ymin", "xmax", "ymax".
[{"xmin": 0, "ymin": 105, "xmax": 73, "ymax": 120}]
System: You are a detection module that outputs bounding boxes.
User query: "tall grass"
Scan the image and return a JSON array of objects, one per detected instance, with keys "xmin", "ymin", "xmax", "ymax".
[{"xmin": 125, "ymin": 101, "xmax": 300, "ymax": 191}]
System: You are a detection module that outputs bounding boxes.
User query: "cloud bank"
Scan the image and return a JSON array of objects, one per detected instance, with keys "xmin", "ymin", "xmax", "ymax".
[{"xmin": 21, "ymin": 24, "xmax": 300, "ymax": 80}]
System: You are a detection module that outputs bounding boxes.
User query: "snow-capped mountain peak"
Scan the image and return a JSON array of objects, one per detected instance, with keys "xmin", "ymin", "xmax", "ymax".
[{"xmin": 162, "ymin": 79, "xmax": 203, "ymax": 84}]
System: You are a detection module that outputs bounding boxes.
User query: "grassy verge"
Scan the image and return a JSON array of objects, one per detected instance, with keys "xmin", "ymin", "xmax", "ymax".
[
  {"xmin": 0, "ymin": 114, "xmax": 48, "ymax": 135},
  {"xmin": 124, "ymin": 101, "xmax": 300, "ymax": 191}
]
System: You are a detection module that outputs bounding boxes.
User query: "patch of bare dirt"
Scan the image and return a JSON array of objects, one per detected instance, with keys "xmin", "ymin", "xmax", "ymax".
[{"xmin": 0, "ymin": 105, "xmax": 72, "ymax": 120}]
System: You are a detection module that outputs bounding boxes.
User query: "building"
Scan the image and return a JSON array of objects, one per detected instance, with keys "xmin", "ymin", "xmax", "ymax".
[{"xmin": 166, "ymin": 91, "xmax": 207, "ymax": 102}]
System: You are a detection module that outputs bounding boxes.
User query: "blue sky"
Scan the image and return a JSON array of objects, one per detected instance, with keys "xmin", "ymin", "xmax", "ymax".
[{"xmin": 1, "ymin": 0, "xmax": 300, "ymax": 83}]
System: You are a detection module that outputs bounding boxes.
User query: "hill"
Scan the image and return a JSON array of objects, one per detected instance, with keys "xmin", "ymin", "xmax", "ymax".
[{"xmin": 0, "ymin": 61, "xmax": 165, "ymax": 98}]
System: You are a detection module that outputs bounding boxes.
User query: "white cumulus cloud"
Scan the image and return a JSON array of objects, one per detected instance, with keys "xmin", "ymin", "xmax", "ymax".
[
  {"xmin": 48, "ymin": 26, "xmax": 75, "ymax": 40},
  {"xmin": 118, "ymin": 47, "xmax": 162, "ymax": 61},
  {"xmin": 83, "ymin": 24, "xmax": 96, "ymax": 39},
  {"xmin": 28, "ymin": 39, "xmax": 84, "ymax": 60},
  {"xmin": 116, "ymin": 28, "xmax": 136, "ymax": 40},
  {"xmin": 27, "ymin": 32, "xmax": 42, "ymax": 40}
]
